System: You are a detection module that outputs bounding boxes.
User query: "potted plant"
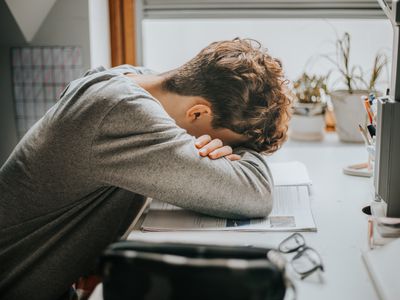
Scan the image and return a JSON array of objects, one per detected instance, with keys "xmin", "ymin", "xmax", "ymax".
[
  {"xmin": 324, "ymin": 32, "xmax": 388, "ymax": 142},
  {"xmin": 289, "ymin": 73, "xmax": 328, "ymax": 141}
]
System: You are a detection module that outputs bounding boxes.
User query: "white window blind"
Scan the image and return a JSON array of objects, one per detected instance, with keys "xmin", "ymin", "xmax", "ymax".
[{"xmin": 140, "ymin": 0, "xmax": 391, "ymax": 19}]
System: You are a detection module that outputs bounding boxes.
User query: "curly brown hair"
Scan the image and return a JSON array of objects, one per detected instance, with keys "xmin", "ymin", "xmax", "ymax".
[{"xmin": 162, "ymin": 38, "xmax": 292, "ymax": 154}]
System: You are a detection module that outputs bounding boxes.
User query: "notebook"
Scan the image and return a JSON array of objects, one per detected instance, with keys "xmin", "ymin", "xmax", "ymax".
[
  {"xmin": 362, "ymin": 238, "xmax": 400, "ymax": 300},
  {"xmin": 269, "ymin": 161, "xmax": 312, "ymax": 189}
]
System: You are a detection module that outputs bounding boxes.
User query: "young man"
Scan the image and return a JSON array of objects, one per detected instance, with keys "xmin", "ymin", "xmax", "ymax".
[{"xmin": 0, "ymin": 38, "xmax": 291, "ymax": 299}]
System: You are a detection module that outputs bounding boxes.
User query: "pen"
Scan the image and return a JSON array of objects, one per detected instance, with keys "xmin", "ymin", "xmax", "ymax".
[
  {"xmin": 370, "ymin": 98, "xmax": 377, "ymax": 116},
  {"xmin": 367, "ymin": 124, "xmax": 376, "ymax": 138},
  {"xmin": 368, "ymin": 93, "xmax": 375, "ymax": 105},
  {"xmin": 364, "ymin": 98, "xmax": 374, "ymax": 124},
  {"xmin": 359, "ymin": 124, "xmax": 372, "ymax": 145},
  {"xmin": 368, "ymin": 218, "xmax": 374, "ymax": 250}
]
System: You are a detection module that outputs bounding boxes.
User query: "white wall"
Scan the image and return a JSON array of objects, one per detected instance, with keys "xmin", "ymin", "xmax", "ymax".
[
  {"xmin": 143, "ymin": 19, "xmax": 393, "ymax": 91},
  {"xmin": 89, "ymin": 0, "xmax": 111, "ymax": 68}
]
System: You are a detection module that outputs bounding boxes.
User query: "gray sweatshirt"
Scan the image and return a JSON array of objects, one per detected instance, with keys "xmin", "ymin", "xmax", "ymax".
[
  {"xmin": 0, "ymin": 65, "xmax": 274, "ymax": 296},
  {"xmin": 0, "ymin": 65, "xmax": 273, "ymax": 225}
]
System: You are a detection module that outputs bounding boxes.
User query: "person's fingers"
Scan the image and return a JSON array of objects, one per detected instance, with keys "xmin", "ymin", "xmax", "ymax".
[
  {"xmin": 195, "ymin": 135, "xmax": 212, "ymax": 149},
  {"xmin": 225, "ymin": 154, "xmax": 241, "ymax": 161},
  {"xmin": 208, "ymin": 145, "xmax": 233, "ymax": 159},
  {"xmin": 198, "ymin": 138, "xmax": 223, "ymax": 156}
]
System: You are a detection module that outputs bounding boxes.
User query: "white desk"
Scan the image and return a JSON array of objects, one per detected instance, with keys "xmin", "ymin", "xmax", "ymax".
[{"xmin": 126, "ymin": 133, "xmax": 377, "ymax": 300}]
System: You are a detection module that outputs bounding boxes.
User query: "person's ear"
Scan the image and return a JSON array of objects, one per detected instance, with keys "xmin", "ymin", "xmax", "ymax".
[{"xmin": 186, "ymin": 104, "xmax": 212, "ymax": 122}]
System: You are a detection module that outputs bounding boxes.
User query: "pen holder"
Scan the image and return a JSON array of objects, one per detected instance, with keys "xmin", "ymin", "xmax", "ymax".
[
  {"xmin": 343, "ymin": 141, "xmax": 375, "ymax": 178},
  {"xmin": 366, "ymin": 144, "xmax": 375, "ymax": 166},
  {"xmin": 343, "ymin": 94, "xmax": 377, "ymax": 177}
]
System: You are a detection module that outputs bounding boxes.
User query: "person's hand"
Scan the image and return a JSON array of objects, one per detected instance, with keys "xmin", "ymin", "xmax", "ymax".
[{"xmin": 195, "ymin": 135, "xmax": 241, "ymax": 161}]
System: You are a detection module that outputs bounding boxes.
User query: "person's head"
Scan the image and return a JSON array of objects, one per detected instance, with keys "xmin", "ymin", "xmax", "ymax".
[{"xmin": 162, "ymin": 38, "xmax": 292, "ymax": 154}]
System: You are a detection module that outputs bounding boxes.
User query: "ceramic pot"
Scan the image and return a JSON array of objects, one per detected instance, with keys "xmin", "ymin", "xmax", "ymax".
[
  {"xmin": 330, "ymin": 90, "xmax": 368, "ymax": 143},
  {"xmin": 289, "ymin": 114, "xmax": 325, "ymax": 141}
]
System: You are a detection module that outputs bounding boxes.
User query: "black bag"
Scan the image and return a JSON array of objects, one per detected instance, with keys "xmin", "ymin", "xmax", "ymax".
[{"xmin": 99, "ymin": 240, "xmax": 288, "ymax": 300}]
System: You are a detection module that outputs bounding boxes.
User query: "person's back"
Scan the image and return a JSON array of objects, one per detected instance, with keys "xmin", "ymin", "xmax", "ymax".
[
  {"xmin": 0, "ymin": 65, "xmax": 155, "ymax": 299},
  {"xmin": 1, "ymin": 67, "xmax": 119, "ymax": 226},
  {"xmin": 0, "ymin": 38, "xmax": 291, "ymax": 300}
]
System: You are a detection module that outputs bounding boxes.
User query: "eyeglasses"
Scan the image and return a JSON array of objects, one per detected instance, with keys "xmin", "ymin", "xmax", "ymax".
[{"xmin": 278, "ymin": 233, "xmax": 324, "ymax": 279}]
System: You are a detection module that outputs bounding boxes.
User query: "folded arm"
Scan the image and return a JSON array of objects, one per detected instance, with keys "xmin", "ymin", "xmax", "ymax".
[{"xmin": 90, "ymin": 96, "xmax": 274, "ymax": 219}]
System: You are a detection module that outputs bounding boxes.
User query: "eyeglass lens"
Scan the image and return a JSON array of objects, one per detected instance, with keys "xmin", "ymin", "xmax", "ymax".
[
  {"xmin": 279, "ymin": 233, "xmax": 306, "ymax": 253},
  {"xmin": 291, "ymin": 248, "xmax": 323, "ymax": 275}
]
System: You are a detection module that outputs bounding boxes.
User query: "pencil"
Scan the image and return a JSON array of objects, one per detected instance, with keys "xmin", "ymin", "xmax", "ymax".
[
  {"xmin": 364, "ymin": 99, "xmax": 374, "ymax": 124},
  {"xmin": 368, "ymin": 218, "xmax": 374, "ymax": 250}
]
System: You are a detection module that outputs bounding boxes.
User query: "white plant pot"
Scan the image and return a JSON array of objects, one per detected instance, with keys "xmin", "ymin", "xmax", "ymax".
[
  {"xmin": 330, "ymin": 90, "xmax": 368, "ymax": 143},
  {"xmin": 289, "ymin": 114, "xmax": 325, "ymax": 141}
]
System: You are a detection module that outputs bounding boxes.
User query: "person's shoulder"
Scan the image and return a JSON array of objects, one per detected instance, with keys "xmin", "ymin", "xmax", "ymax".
[
  {"xmin": 95, "ymin": 93, "xmax": 178, "ymax": 140},
  {"xmin": 113, "ymin": 64, "xmax": 158, "ymax": 75},
  {"xmin": 105, "ymin": 92, "xmax": 173, "ymax": 127},
  {"xmin": 54, "ymin": 67, "xmax": 160, "ymax": 123},
  {"xmin": 58, "ymin": 65, "xmax": 171, "ymax": 130},
  {"xmin": 72, "ymin": 68, "xmax": 150, "ymax": 106}
]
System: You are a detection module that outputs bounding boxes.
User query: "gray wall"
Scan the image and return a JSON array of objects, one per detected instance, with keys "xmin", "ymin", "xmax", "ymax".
[
  {"xmin": 0, "ymin": 0, "xmax": 26, "ymax": 164},
  {"xmin": 32, "ymin": 0, "xmax": 91, "ymax": 71},
  {"xmin": 0, "ymin": 0, "xmax": 90, "ymax": 165}
]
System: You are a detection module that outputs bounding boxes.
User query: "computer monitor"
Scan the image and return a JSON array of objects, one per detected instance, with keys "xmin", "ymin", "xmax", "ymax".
[{"xmin": 374, "ymin": 0, "xmax": 400, "ymax": 217}]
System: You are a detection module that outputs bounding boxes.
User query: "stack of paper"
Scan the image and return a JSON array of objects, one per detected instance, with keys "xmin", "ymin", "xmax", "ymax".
[{"xmin": 142, "ymin": 185, "xmax": 315, "ymax": 232}]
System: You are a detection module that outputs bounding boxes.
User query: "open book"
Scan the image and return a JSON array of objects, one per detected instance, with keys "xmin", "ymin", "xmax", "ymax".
[{"xmin": 141, "ymin": 161, "xmax": 316, "ymax": 232}]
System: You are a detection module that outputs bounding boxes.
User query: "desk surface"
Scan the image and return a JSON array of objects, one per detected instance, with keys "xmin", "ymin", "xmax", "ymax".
[{"xmin": 127, "ymin": 133, "xmax": 377, "ymax": 300}]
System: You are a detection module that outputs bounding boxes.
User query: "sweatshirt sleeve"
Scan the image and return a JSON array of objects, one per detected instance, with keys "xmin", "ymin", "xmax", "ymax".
[{"xmin": 90, "ymin": 95, "xmax": 274, "ymax": 219}]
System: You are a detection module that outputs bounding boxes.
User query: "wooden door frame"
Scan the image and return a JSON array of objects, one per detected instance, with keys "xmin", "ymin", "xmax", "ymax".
[{"xmin": 108, "ymin": 0, "xmax": 136, "ymax": 66}]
